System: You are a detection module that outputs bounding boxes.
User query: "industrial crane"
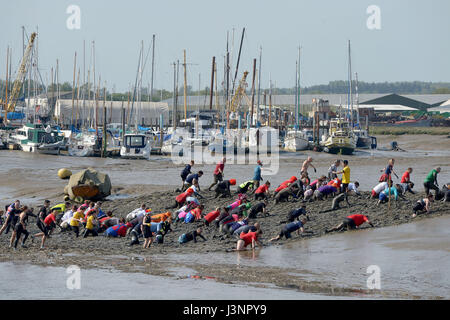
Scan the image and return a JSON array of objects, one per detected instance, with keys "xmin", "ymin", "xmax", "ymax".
[
  {"xmin": 4, "ymin": 32, "xmax": 37, "ymax": 121},
  {"xmin": 228, "ymin": 71, "xmax": 250, "ymax": 113}
]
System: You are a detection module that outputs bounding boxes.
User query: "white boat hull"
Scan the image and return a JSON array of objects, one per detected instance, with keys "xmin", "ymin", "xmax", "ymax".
[{"xmin": 284, "ymin": 135, "xmax": 309, "ymax": 152}]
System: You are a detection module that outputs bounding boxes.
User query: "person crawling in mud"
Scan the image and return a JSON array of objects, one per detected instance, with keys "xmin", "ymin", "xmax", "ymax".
[
  {"xmin": 170, "ymin": 188, "xmax": 194, "ymax": 209},
  {"xmin": 269, "ymin": 217, "xmax": 311, "ymax": 241},
  {"xmin": 254, "ymin": 181, "xmax": 270, "ymax": 200},
  {"xmin": 236, "ymin": 229, "xmax": 262, "ymax": 251},
  {"xmin": 398, "ymin": 182, "xmax": 415, "ymax": 196},
  {"xmin": 313, "ymin": 185, "xmax": 338, "ymax": 201},
  {"xmin": 441, "ymin": 183, "xmax": 450, "ymax": 202},
  {"xmin": 377, "ymin": 184, "xmax": 405, "ymax": 205},
  {"xmin": 178, "ymin": 227, "xmax": 206, "ymax": 244},
  {"xmin": 233, "ymin": 222, "xmax": 261, "ymax": 238},
  {"xmin": 325, "ymin": 214, "xmax": 374, "ymax": 233},
  {"xmin": 213, "ymin": 179, "xmax": 236, "ymax": 198},
  {"xmin": 236, "ymin": 180, "xmax": 256, "ymax": 194},
  {"xmin": 412, "ymin": 194, "xmax": 434, "ymax": 218},
  {"xmin": 280, "ymin": 205, "xmax": 308, "ymax": 223},
  {"xmin": 248, "ymin": 200, "xmax": 269, "ymax": 219},
  {"xmin": 320, "ymin": 193, "xmax": 351, "ymax": 213},
  {"xmin": 182, "ymin": 171, "xmax": 203, "ymax": 192},
  {"xmin": 180, "ymin": 160, "xmax": 194, "ymax": 189},
  {"xmin": 274, "ymin": 186, "xmax": 297, "ymax": 204}
]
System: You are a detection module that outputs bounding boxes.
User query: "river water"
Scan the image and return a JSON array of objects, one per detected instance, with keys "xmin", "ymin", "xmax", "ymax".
[{"xmin": 1, "ymin": 216, "xmax": 448, "ymax": 299}]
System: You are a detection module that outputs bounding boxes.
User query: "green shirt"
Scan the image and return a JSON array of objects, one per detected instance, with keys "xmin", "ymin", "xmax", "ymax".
[{"xmin": 424, "ymin": 169, "xmax": 437, "ymax": 184}]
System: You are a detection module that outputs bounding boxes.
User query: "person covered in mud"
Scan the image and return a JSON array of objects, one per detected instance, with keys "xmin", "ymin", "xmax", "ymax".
[
  {"xmin": 441, "ymin": 183, "xmax": 450, "ymax": 202},
  {"xmin": 178, "ymin": 227, "xmax": 207, "ymax": 244},
  {"xmin": 33, "ymin": 208, "xmax": 58, "ymax": 249},
  {"xmin": 180, "ymin": 160, "xmax": 194, "ymax": 189},
  {"xmin": 274, "ymin": 186, "xmax": 297, "ymax": 203},
  {"xmin": 301, "ymin": 156, "xmax": 317, "ymax": 176},
  {"xmin": 83, "ymin": 208, "xmax": 98, "ymax": 238},
  {"xmin": 347, "ymin": 181, "xmax": 360, "ymax": 195},
  {"xmin": 254, "ymin": 181, "xmax": 270, "ymax": 200},
  {"xmin": 320, "ymin": 193, "xmax": 351, "ymax": 213},
  {"xmin": 328, "ymin": 159, "xmax": 341, "ymax": 181},
  {"xmin": 141, "ymin": 211, "xmax": 153, "ymax": 249},
  {"xmin": 126, "ymin": 204, "xmax": 147, "ymax": 221},
  {"xmin": 223, "ymin": 215, "xmax": 249, "ymax": 236},
  {"xmin": 171, "ymin": 188, "xmax": 195, "ymax": 209},
  {"xmin": 398, "ymin": 182, "xmax": 416, "ymax": 196},
  {"xmin": 377, "ymin": 184, "xmax": 404, "ymax": 205},
  {"xmin": 208, "ymin": 157, "xmax": 226, "ymax": 191},
  {"xmin": 203, "ymin": 208, "xmax": 221, "ymax": 226},
  {"xmin": 252, "ymin": 160, "xmax": 264, "ymax": 189},
  {"xmin": 309, "ymin": 175, "xmax": 327, "ymax": 192},
  {"xmin": 183, "ymin": 205, "xmax": 205, "ymax": 224},
  {"xmin": 10, "ymin": 206, "xmax": 36, "ymax": 249},
  {"xmin": 369, "ymin": 181, "xmax": 388, "ymax": 199},
  {"xmin": 236, "ymin": 229, "xmax": 262, "ymax": 251},
  {"xmin": 213, "ymin": 179, "xmax": 236, "ymax": 198},
  {"xmin": 248, "ymin": 200, "xmax": 269, "ymax": 219},
  {"xmin": 281, "ymin": 205, "xmax": 308, "ymax": 223},
  {"xmin": 60, "ymin": 204, "xmax": 78, "ymax": 232},
  {"xmin": 236, "ymin": 180, "xmax": 256, "ymax": 194},
  {"xmin": 129, "ymin": 221, "xmax": 144, "ymax": 246},
  {"xmin": 183, "ymin": 171, "xmax": 204, "ymax": 192},
  {"xmin": 273, "ymin": 176, "xmax": 297, "ymax": 196},
  {"xmin": 412, "ymin": 194, "xmax": 434, "ymax": 218},
  {"xmin": 69, "ymin": 206, "xmax": 86, "ymax": 237},
  {"xmin": 314, "ymin": 184, "xmax": 338, "ymax": 201},
  {"xmin": 233, "ymin": 222, "xmax": 261, "ymax": 238},
  {"xmin": 0, "ymin": 200, "xmax": 21, "ymax": 236},
  {"xmin": 270, "ymin": 217, "xmax": 310, "ymax": 241},
  {"xmin": 325, "ymin": 214, "xmax": 374, "ymax": 233},
  {"xmin": 104, "ymin": 219, "xmax": 129, "ymax": 238},
  {"xmin": 423, "ymin": 167, "xmax": 441, "ymax": 198},
  {"xmin": 379, "ymin": 158, "xmax": 399, "ymax": 183}
]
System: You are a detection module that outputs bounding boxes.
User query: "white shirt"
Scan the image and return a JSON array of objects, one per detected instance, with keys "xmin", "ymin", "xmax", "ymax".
[
  {"xmin": 61, "ymin": 210, "xmax": 74, "ymax": 222},
  {"xmin": 348, "ymin": 183, "xmax": 359, "ymax": 194},
  {"xmin": 373, "ymin": 182, "xmax": 388, "ymax": 194}
]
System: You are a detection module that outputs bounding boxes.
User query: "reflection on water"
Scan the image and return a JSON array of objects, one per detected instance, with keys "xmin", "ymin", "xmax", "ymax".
[{"xmin": 166, "ymin": 216, "xmax": 450, "ymax": 299}]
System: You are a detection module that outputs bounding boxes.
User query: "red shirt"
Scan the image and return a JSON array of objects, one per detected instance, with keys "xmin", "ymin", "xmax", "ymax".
[
  {"xmin": 44, "ymin": 214, "xmax": 56, "ymax": 226},
  {"xmin": 240, "ymin": 231, "xmax": 258, "ymax": 247},
  {"xmin": 214, "ymin": 162, "xmax": 224, "ymax": 175},
  {"xmin": 401, "ymin": 171, "xmax": 410, "ymax": 183},
  {"xmin": 255, "ymin": 184, "xmax": 269, "ymax": 194},
  {"xmin": 204, "ymin": 210, "xmax": 220, "ymax": 223},
  {"xmin": 176, "ymin": 192, "xmax": 188, "ymax": 204},
  {"xmin": 191, "ymin": 207, "xmax": 203, "ymax": 220},
  {"xmin": 348, "ymin": 214, "xmax": 368, "ymax": 227}
]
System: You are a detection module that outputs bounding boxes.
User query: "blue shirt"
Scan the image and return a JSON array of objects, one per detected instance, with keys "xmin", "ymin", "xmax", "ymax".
[
  {"xmin": 186, "ymin": 173, "xmax": 199, "ymax": 184},
  {"xmin": 285, "ymin": 221, "xmax": 303, "ymax": 233},
  {"xmin": 253, "ymin": 165, "xmax": 262, "ymax": 181},
  {"xmin": 382, "ymin": 187, "xmax": 398, "ymax": 200},
  {"xmin": 181, "ymin": 164, "xmax": 191, "ymax": 178}
]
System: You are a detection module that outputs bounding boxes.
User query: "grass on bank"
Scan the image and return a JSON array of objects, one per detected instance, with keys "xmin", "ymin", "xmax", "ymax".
[{"xmin": 369, "ymin": 126, "xmax": 450, "ymax": 136}]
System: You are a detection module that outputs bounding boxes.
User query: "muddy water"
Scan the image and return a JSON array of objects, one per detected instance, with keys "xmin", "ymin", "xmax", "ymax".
[
  {"xmin": 0, "ymin": 262, "xmax": 337, "ymax": 300},
  {"xmin": 163, "ymin": 216, "xmax": 450, "ymax": 299}
]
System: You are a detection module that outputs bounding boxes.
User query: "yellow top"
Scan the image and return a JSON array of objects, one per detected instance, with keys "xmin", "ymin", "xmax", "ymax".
[
  {"xmin": 86, "ymin": 215, "xmax": 95, "ymax": 230},
  {"xmin": 342, "ymin": 166, "xmax": 350, "ymax": 184},
  {"xmin": 70, "ymin": 211, "xmax": 84, "ymax": 227}
]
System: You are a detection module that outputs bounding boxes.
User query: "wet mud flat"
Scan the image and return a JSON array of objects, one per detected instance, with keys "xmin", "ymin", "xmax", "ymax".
[{"xmin": 1, "ymin": 188, "xmax": 449, "ymax": 299}]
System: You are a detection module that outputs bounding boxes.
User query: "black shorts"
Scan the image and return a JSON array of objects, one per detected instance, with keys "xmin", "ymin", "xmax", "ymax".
[
  {"xmin": 342, "ymin": 218, "xmax": 356, "ymax": 229},
  {"xmin": 14, "ymin": 223, "xmax": 24, "ymax": 233},
  {"xmin": 143, "ymin": 225, "xmax": 152, "ymax": 238},
  {"xmin": 342, "ymin": 184, "xmax": 349, "ymax": 192},
  {"xmin": 37, "ymin": 221, "xmax": 48, "ymax": 236},
  {"xmin": 279, "ymin": 228, "xmax": 292, "ymax": 239}
]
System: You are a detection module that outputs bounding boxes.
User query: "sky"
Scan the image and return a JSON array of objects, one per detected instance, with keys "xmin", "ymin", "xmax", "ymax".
[{"xmin": 1, "ymin": 0, "xmax": 450, "ymax": 92}]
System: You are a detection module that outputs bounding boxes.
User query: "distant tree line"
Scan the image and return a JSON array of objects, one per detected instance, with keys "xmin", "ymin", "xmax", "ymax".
[{"xmin": 1, "ymin": 80, "xmax": 450, "ymax": 102}]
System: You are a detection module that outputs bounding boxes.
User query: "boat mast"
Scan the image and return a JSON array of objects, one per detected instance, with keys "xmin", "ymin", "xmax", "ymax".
[
  {"xmin": 348, "ymin": 40, "xmax": 353, "ymax": 127},
  {"xmin": 183, "ymin": 49, "xmax": 187, "ymax": 125},
  {"xmin": 256, "ymin": 46, "xmax": 262, "ymax": 126},
  {"xmin": 355, "ymin": 72, "xmax": 360, "ymax": 127},
  {"xmin": 172, "ymin": 62, "xmax": 177, "ymax": 129},
  {"xmin": 71, "ymin": 51, "xmax": 77, "ymax": 128},
  {"xmin": 150, "ymin": 34, "xmax": 155, "ymax": 102}
]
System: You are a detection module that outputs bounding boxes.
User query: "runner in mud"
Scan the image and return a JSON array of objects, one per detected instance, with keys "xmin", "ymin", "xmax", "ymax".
[
  {"xmin": 423, "ymin": 167, "xmax": 441, "ymax": 198},
  {"xmin": 33, "ymin": 208, "xmax": 58, "ymax": 249},
  {"xmin": 69, "ymin": 206, "xmax": 86, "ymax": 238},
  {"xmin": 254, "ymin": 181, "xmax": 270, "ymax": 200},
  {"xmin": 0, "ymin": 200, "xmax": 21, "ymax": 236},
  {"xmin": 377, "ymin": 184, "xmax": 404, "ymax": 205},
  {"xmin": 253, "ymin": 160, "xmax": 263, "ymax": 189},
  {"xmin": 301, "ymin": 156, "xmax": 317, "ymax": 176},
  {"xmin": 60, "ymin": 204, "xmax": 78, "ymax": 232},
  {"xmin": 182, "ymin": 171, "xmax": 203, "ymax": 191},
  {"xmin": 442, "ymin": 183, "xmax": 450, "ymax": 202},
  {"xmin": 178, "ymin": 227, "xmax": 207, "ymax": 244},
  {"xmin": 10, "ymin": 206, "xmax": 36, "ymax": 249},
  {"xmin": 269, "ymin": 217, "xmax": 311, "ymax": 241},
  {"xmin": 281, "ymin": 205, "xmax": 308, "ymax": 223},
  {"xmin": 379, "ymin": 158, "xmax": 398, "ymax": 183},
  {"xmin": 401, "ymin": 167, "xmax": 413, "ymax": 184},
  {"xmin": 180, "ymin": 160, "xmax": 194, "ymax": 189},
  {"xmin": 370, "ymin": 181, "xmax": 388, "ymax": 199},
  {"xmin": 83, "ymin": 208, "xmax": 98, "ymax": 238},
  {"xmin": 412, "ymin": 194, "xmax": 434, "ymax": 218},
  {"xmin": 213, "ymin": 179, "xmax": 236, "ymax": 198},
  {"xmin": 325, "ymin": 214, "xmax": 374, "ymax": 233},
  {"xmin": 236, "ymin": 229, "xmax": 262, "ymax": 251},
  {"xmin": 208, "ymin": 157, "xmax": 226, "ymax": 191}
]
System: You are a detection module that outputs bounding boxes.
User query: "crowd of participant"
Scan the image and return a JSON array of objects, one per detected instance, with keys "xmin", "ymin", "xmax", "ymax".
[{"xmin": 1, "ymin": 156, "xmax": 448, "ymax": 251}]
